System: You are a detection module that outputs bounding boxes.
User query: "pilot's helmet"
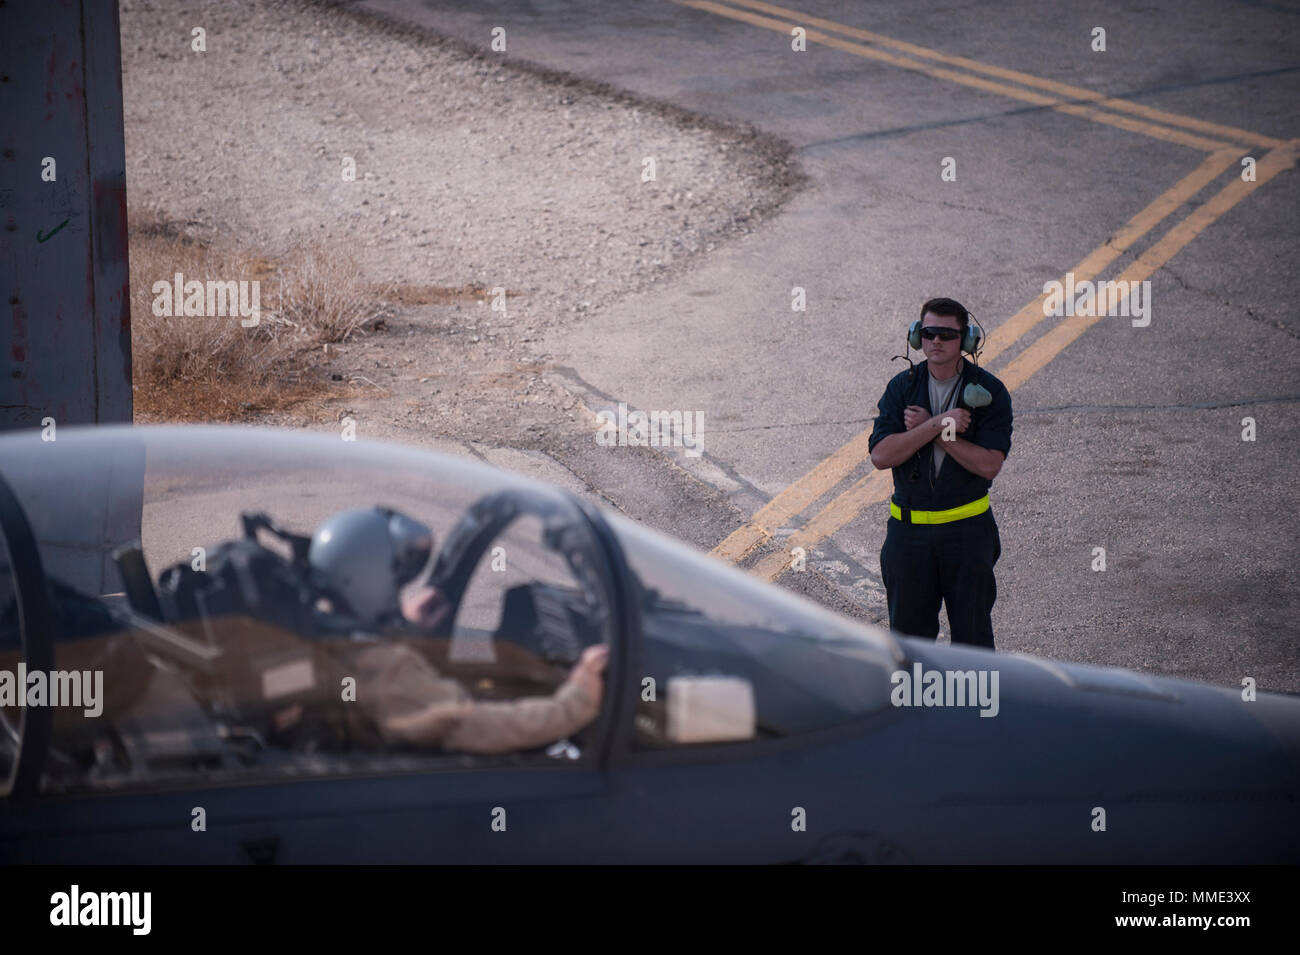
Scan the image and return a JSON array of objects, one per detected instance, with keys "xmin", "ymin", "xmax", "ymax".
[{"xmin": 308, "ymin": 507, "xmax": 434, "ymax": 626}]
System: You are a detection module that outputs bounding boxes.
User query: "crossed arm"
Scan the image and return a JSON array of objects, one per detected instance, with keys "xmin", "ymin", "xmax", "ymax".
[{"xmin": 869, "ymin": 406, "xmax": 1005, "ymax": 481}]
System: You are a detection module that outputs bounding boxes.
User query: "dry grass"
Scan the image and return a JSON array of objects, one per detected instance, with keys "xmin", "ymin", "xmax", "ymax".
[
  {"xmin": 128, "ymin": 207, "xmax": 390, "ymax": 422},
  {"xmin": 277, "ymin": 251, "xmax": 393, "ymax": 343},
  {"xmin": 381, "ymin": 283, "xmax": 494, "ymax": 306}
]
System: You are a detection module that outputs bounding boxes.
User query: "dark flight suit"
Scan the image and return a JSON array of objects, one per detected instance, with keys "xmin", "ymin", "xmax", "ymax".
[{"xmin": 868, "ymin": 359, "xmax": 1013, "ymax": 648}]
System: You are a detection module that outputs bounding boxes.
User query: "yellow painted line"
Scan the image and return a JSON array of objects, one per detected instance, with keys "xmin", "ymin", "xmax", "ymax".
[
  {"xmin": 748, "ymin": 470, "xmax": 891, "ymax": 580},
  {"xmin": 1054, "ymin": 103, "xmax": 1231, "ymax": 153},
  {"xmin": 980, "ymin": 147, "xmax": 1239, "ymax": 363},
  {"xmin": 715, "ymin": 0, "xmax": 1286, "ymax": 150},
  {"xmin": 712, "ymin": 431, "xmax": 871, "ymax": 562},
  {"xmin": 998, "ymin": 139, "xmax": 1300, "ymax": 391},
  {"xmin": 674, "ymin": 0, "xmax": 1233, "ymax": 151},
  {"xmin": 675, "ymin": 2, "xmax": 1047, "ymax": 104},
  {"xmin": 686, "ymin": 0, "xmax": 1287, "ymax": 571},
  {"xmin": 749, "ymin": 140, "xmax": 1300, "ymax": 581},
  {"xmin": 711, "ymin": 147, "xmax": 1238, "ymax": 563}
]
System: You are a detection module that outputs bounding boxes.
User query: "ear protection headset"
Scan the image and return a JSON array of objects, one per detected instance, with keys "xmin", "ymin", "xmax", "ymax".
[
  {"xmin": 906, "ymin": 309, "xmax": 982, "ymax": 354},
  {"xmin": 892, "ymin": 299, "xmax": 992, "ymax": 408},
  {"xmin": 890, "ymin": 300, "xmax": 994, "ymax": 486}
]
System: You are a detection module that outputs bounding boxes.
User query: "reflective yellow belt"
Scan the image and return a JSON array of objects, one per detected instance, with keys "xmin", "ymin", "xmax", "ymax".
[{"xmin": 890, "ymin": 494, "xmax": 990, "ymax": 524}]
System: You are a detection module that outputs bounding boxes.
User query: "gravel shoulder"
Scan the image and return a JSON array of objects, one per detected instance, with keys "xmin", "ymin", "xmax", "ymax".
[{"xmin": 121, "ymin": 0, "xmax": 802, "ymax": 453}]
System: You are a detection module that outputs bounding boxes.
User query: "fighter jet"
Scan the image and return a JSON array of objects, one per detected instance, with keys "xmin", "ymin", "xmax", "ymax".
[{"xmin": 0, "ymin": 426, "xmax": 1295, "ymax": 863}]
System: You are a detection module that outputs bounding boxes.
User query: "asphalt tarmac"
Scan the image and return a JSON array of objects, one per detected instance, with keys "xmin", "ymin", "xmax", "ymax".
[{"xmin": 355, "ymin": 0, "xmax": 1300, "ymax": 692}]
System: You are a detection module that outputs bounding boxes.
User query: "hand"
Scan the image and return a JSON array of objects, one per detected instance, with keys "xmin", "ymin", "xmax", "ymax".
[
  {"xmin": 903, "ymin": 405, "xmax": 929, "ymax": 431},
  {"xmin": 931, "ymin": 408, "xmax": 970, "ymax": 438},
  {"xmin": 400, "ymin": 583, "xmax": 452, "ymax": 632},
  {"xmin": 566, "ymin": 644, "xmax": 609, "ymax": 705}
]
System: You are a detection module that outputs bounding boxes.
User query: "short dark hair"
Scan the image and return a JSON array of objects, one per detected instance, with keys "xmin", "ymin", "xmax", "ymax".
[{"xmin": 921, "ymin": 297, "xmax": 969, "ymax": 330}]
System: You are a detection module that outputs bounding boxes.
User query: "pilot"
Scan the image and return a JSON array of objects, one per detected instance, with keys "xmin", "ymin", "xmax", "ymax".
[{"xmin": 308, "ymin": 507, "xmax": 609, "ymax": 755}]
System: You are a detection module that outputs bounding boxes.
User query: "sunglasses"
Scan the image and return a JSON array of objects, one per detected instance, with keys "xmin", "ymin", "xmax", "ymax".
[{"xmin": 920, "ymin": 326, "xmax": 961, "ymax": 341}]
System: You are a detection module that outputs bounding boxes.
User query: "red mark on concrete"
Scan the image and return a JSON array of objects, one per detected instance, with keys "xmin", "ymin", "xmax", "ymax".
[
  {"xmin": 10, "ymin": 299, "xmax": 26, "ymax": 342},
  {"xmin": 10, "ymin": 300, "xmax": 28, "ymax": 386},
  {"xmin": 46, "ymin": 47, "xmax": 57, "ymax": 107},
  {"xmin": 119, "ymin": 278, "xmax": 131, "ymax": 334},
  {"xmin": 68, "ymin": 59, "xmax": 84, "ymax": 106}
]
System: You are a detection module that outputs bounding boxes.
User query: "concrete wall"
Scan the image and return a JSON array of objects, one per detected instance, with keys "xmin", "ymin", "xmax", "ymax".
[
  {"xmin": 1, "ymin": 0, "xmax": 133, "ymax": 431},
  {"xmin": 0, "ymin": 1, "xmax": 138, "ymax": 596}
]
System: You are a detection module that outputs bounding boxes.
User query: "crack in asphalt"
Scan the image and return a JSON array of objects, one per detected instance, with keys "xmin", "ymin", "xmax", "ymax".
[
  {"xmin": 1017, "ymin": 394, "xmax": 1300, "ymax": 414},
  {"xmin": 877, "ymin": 187, "xmax": 1033, "ymax": 223},
  {"xmin": 544, "ymin": 365, "xmax": 773, "ymax": 508},
  {"xmin": 798, "ymin": 64, "xmax": 1300, "ymax": 153},
  {"xmin": 1161, "ymin": 264, "xmax": 1300, "ymax": 342},
  {"xmin": 565, "ymin": 392, "xmax": 1300, "ymax": 437}
]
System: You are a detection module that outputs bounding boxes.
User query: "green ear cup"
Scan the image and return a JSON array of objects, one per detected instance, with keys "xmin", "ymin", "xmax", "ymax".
[
  {"xmin": 910, "ymin": 320, "xmax": 981, "ymax": 353},
  {"xmin": 962, "ymin": 383, "xmax": 992, "ymax": 408}
]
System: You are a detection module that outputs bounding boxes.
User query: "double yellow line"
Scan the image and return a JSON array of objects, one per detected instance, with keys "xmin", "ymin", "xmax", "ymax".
[
  {"xmin": 676, "ymin": 0, "xmax": 1285, "ymax": 151},
  {"xmin": 681, "ymin": 0, "xmax": 1299, "ymax": 578}
]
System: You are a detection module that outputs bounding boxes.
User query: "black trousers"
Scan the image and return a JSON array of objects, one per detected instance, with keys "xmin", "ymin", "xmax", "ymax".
[{"xmin": 879, "ymin": 507, "xmax": 1001, "ymax": 648}]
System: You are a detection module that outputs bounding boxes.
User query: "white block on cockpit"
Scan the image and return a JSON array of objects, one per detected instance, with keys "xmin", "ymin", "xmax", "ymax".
[{"xmin": 666, "ymin": 676, "xmax": 757, "ymax": 744}]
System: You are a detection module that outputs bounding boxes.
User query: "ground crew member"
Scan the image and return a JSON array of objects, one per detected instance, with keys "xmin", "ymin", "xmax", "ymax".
[{"xmin": 868, "ymin": 298, "xmax": 1012, "ymax": 648}]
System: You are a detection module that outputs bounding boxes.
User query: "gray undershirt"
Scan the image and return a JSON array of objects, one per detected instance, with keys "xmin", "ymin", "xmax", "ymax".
[{"xmin": 928, "ymin": 366, "xmax": 962, "ymax": 479}]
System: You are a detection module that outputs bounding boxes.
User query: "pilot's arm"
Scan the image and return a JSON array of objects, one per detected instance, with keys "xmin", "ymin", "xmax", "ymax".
[{"xmin": 352, "ymin": 643, "xmax": 607, "ymax": 755}]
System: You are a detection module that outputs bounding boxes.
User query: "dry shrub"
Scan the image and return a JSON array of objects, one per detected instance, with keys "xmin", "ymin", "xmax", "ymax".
[
  {"xmin": 128, "ymin": 209, "xmax": 317, "ymax": 421},
  {"xmin": 128, "ymin": 206, "xmax": 395, "ymax": 421},
  {"xmin": 276, "ymin": 248, "xmax": 393, "ymax": 343}
]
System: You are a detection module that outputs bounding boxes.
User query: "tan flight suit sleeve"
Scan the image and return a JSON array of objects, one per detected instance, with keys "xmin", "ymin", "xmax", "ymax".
[{"xmin": 351, "ymin": 643, "xmax": 601, "ymax": 755}]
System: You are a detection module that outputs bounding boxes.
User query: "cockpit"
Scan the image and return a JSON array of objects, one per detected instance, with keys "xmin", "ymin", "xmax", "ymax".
[{"xmin": 0, "ymin": 426, "xmax": 900, "ymax": 798}]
